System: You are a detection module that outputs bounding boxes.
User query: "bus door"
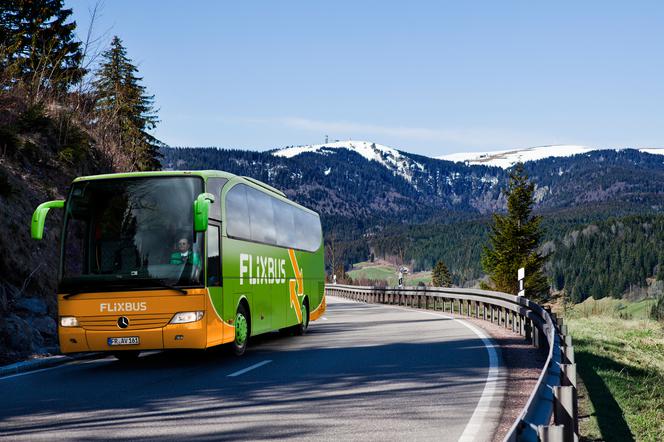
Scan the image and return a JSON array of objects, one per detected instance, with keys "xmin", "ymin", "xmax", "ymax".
[{"xmin": 206, "ymin": 223, "xmax": 223, "ymax": 342}]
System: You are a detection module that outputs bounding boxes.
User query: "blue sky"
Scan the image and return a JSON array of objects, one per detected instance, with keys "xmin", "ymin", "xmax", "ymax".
[{"xmin": 66, "ymin": 1, "xmax": 664, "ymax": 156}]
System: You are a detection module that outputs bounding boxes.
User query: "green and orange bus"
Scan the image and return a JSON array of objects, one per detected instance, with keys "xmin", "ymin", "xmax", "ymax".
[{"xmin": 32, "ymin": 171, "xmax": 325, "ymax": 359}]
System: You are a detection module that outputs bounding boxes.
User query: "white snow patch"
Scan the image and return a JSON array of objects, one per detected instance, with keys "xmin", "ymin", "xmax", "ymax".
[
  {"xmin": 438, "ymin": 145, "xmax": 595, "ymax": 169},
  {"xmin": 324, "ymin": 167, "xmax": 332, "ymax": 176},
  {"xmin": 438, "ymin": 144, "xmax": 664, "ymax": 169},
  {"xmin": 273, "ymin": 140, "xmax": 422, "ymax": 182}
]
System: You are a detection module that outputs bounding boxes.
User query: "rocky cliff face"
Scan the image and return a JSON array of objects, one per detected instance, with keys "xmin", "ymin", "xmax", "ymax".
[
  {"xmin": 0, "ymin": 159, "xmax": 70, "ymax": 363},
  {"xmin": 0, "ymin": 101, "xmax": 91, "ymax": 363}
]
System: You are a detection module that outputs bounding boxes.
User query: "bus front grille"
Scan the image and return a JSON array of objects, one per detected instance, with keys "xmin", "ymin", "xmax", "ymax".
[{"xmin": 77, "ymin": 313, "xmax": 173, "ymax": 330}]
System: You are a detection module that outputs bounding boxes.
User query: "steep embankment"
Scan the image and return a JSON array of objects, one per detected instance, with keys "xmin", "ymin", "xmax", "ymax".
[{"xmin": 0, "ymin": 99, "xmax": 94, "ymax": 364}]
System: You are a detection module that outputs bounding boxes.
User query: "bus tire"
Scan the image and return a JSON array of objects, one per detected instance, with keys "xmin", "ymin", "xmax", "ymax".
[
  {"xmin": 232, "ymin": 303, "xmax": 250, "ymax": 356},
  {"xmin": 113, "ymin": 350, "xmax": 140, "ymax": 362},
  {"xmin": 294, "ymin": 299, "xmax": 309, "ymax": 336}
]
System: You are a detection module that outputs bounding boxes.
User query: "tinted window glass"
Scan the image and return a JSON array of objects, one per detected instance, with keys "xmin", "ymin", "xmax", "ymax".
[
  {"xmin": 207, "ymin": 225, "xmax": 221, "ymax": 286},
  {"xmin": 247, "ymin": 187, "xmax": 276, "ymax": 244},
  {"xmin": 226, "ymin": 185, "xmax": 250, "ymax": 239},
  {"xmin": 225, "ymin": 183, "xmax": 321, "ymax": 251},
  {"xmin": 295, "ymin": 209, "xmax": 322, "ymax": 252},
  {"xmin": 207, "ymin": 178, "xmax": 228, "ymax": 220},
  {"xmin": 60, "ymin": 177, "xmax": 204, "ymax": 293},
  {"xmin": 273, "ymin": 199, "xmax": 297, "ymax": 248}
]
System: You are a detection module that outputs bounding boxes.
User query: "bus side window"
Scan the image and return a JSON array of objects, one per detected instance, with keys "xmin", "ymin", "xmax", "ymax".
[
  {"xmin": 226, "ymin": 185, "xmax": 250, "ymax": 239},
  {"xmin": 273, "ymin": 199, "xmax": 296, "ymax": 248},
  {"xmin": 246, "ymin": 187, "xmax": 277, "ymax": 245},
  {"xmin": 207, "ymin": 225, "xmax": 221, "ymax": 286},
  {"xmin": 207, "ymin": 178, "xmax": 228, "ymax": 221}
]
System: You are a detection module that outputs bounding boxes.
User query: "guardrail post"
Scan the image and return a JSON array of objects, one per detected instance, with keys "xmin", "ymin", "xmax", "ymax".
[
  {"xmin": 532, "ymin": 322, "xmax": 541, "ymax": 348},
  {"xmin": 537, "ymin": 425, "xmax": 565, "ymax": 442},
  {"xmin": 525, "ymin": 318, "xmax": 532, "ymax": 342},
  {"xmin": 553, "ymin": 385, "xmax": 576, "ymax": 442},
  {"xmin": 561, "ymin": 363, "xmax": 579, "ymax": 435},
  {"xmin": 562, "ymin": 345, "xmax": 575, "ymax": 364}
]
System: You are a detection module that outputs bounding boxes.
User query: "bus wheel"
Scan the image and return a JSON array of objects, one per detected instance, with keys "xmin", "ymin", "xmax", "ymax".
[
  {"xmin": 295, "ymin": 300, "xmax": 309, "ymax": 336},
  {"xmin": 233, "ymin": 304, "xmax": 250, "ymax": 356},
  {"xmin": 113, "ymin": 351, "xmax": 140, "ymax": 362}
]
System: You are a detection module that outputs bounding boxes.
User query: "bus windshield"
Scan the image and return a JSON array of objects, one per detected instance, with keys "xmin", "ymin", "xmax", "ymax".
[{"xmin": 60, "ymin": 176, "xmax": 204, "ymax": 293}]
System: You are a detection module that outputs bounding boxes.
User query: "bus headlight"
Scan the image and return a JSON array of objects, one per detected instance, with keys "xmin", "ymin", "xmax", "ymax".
[
  {"xmin": 60, "ymin": 316, "xmax": 79, "ymax": 327},
  {"xmin": 170, "ymin": 311, "xmax": 204, "ymax": 324}
]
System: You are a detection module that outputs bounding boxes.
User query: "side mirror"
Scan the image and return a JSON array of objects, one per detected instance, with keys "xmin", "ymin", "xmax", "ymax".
[
  {"xmin": 31, "ymin": 200, "xmax": 65, "ymax": 240},
  {"xmin": 194, "ymin": 193, "xmax": 215, "ymax": 232}
]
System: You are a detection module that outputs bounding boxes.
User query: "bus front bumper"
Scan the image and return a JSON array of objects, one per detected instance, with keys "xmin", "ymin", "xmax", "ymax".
[{"xmin": 59, "ymin": 321, "xmax": 207, "ymax": 353}]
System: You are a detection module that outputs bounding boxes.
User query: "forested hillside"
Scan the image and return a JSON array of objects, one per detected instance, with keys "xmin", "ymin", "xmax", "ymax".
[{"xmin": 164, "ymin": 146, "xmax": 664, "ymax": 302}]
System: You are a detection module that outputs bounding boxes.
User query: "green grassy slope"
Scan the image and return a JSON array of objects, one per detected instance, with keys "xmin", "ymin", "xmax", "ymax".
[
  {"xmin": 565, "ymin": 300, "xmax": 664, "ymax": 441},
  {"xmin": 347, "ymin": 261, "xmax": 432, "ymax": 286}
]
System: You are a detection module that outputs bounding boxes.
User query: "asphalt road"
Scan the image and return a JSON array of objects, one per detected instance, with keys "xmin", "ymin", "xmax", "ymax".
[{"xmin": 0, "ymin": 297, "xmax": 505, "ymax": 441}]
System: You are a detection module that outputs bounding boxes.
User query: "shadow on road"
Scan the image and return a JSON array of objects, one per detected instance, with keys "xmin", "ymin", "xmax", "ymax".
[{"xmin": 0, "ymin": 299, "xmax": 517, "ymax": 440}]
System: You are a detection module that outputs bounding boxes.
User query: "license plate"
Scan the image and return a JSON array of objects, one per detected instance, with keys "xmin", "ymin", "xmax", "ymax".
[{"xmin": 107, "ymin": 336, "xmax": 140, "ymax": 346}]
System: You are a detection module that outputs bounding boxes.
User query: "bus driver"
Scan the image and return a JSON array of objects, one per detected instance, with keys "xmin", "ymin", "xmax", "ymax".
[{"xmin": 170, "ymin": 237, "xmax": 201, "ymax": 267}]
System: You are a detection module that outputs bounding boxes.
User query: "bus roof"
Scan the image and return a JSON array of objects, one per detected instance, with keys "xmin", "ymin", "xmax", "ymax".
[
  {"xmin": 73, "ymin": 170, "xmax": 237, "ymax": 182},
  {"xmin": 72, "ymin": 170, "xmax": 291, "ymax": 201}
]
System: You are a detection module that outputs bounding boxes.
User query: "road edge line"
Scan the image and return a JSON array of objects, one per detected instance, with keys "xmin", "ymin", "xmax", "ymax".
[
  {"xmin": 0, "ymin": 352, "xmax": 103, "ymax": 379},
  {"xmin": 336, "ymin": 298, "xmax": 503, "ymax": 442}
]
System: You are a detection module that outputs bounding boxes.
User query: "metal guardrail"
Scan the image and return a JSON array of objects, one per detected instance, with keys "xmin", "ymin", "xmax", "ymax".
[{"xmin": 325, "ymin": 284, "xmax": 579, "ymax": 442}]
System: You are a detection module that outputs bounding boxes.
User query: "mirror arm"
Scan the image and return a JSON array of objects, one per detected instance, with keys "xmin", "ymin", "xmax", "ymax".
[{"xmin": 31, "ymin": 200, "xmax": 65, "ymax": 240}]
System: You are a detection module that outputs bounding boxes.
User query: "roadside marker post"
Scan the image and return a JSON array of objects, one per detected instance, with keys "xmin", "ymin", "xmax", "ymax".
[{"xmin": 518, "ymin": 267, "xmax": 525, "ymax": 297}]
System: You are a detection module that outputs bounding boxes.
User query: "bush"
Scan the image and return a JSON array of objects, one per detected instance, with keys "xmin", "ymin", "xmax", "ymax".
[
  {"xmin": 16, "ymin": 104, "xmax": 51, "ymax": 133},
  {"xmin": 0, "ymin": 126, "xmax": 20, "ymax": 157}
]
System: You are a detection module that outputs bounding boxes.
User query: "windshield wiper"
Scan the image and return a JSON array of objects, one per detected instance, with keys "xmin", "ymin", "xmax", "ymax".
[
  {"xmin": 154, "ymin": 280, "xmax": 188, "ymax": 295},
  {"xmin": 62, "ymin": 290, "xmax": 83, "ymax": 300}
]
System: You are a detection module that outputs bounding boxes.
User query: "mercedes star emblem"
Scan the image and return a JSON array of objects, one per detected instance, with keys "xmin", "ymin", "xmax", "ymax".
[{"xmin": 117, "ymin": 316, "xmax": 129, "ymax": 329}]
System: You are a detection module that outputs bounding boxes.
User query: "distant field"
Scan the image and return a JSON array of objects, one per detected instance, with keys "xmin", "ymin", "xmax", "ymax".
[
  {"xmin": 565, "ymin": 298, "xmax": 664, "ymax": 442},
  {"xmin": 347, "ymin": 261, "xmax": 432, "ymax": 286}
]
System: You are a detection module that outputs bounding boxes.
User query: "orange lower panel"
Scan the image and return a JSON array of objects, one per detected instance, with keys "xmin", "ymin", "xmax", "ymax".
[
  {"xmin": 310, "ymin": 295, "xmax": 326, "ymax": 322},
  {"xmin": 59, "ymin": 327, "xmax": 89, "ymax": 353},
  {"xmin": 163, "ymin": 321, "xmax": 207, "ymax": 349},
  {"xmin": 59, "ymin": 324, "xmax": 209, "ymax": 353}
]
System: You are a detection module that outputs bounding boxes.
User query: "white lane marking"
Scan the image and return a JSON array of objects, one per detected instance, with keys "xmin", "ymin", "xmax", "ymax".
[
  {"xmin": 321, "ymin": 317, "xmax": 328, "ymax": 320},
  {"xmin": 227, "ymin": 359, "xmax": 272, "ymax": 377},
  {"xmin": 372, "ymin": 303, "xmax": 501, "ymax": 442},
  {"xmin": 0, "ymin": 357, "xmax": 113, "ymax": 381},
  {"xmin": 456, "ymin": 320, "xmax": 500, "ymax": 442}
]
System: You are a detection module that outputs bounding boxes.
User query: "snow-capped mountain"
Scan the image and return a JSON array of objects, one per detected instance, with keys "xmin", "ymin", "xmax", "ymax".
[
  {"xmin": 439, "ymin": 144, "xmax": 664, "ymax": 169},
  {"xmin": 164, "ymin": 141, "xmax": 664, "ymax": 222},
  {"xmin": 273, "ymin": 140, "xmax": 424, "ymax": 182},
  {"xmin": 438, "ymin": 145, "xmax": 594, "ymax": 168}
]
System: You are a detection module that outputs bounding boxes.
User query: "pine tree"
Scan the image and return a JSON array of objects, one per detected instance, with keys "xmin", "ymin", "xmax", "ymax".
[
  {"xmin": 432, "ymin": 260, "xmax": 452, "ymax": 287},
  {"xmin": 0, "ymin": 0, "xmax": 84, "ymax": 93},
  {"xmin": 481, "ymin": 163, "xmax": 549, "ymax": 300},
  {"xmin": 93, "ymin": 36, "xmax": 162, "ymax": 171}
]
